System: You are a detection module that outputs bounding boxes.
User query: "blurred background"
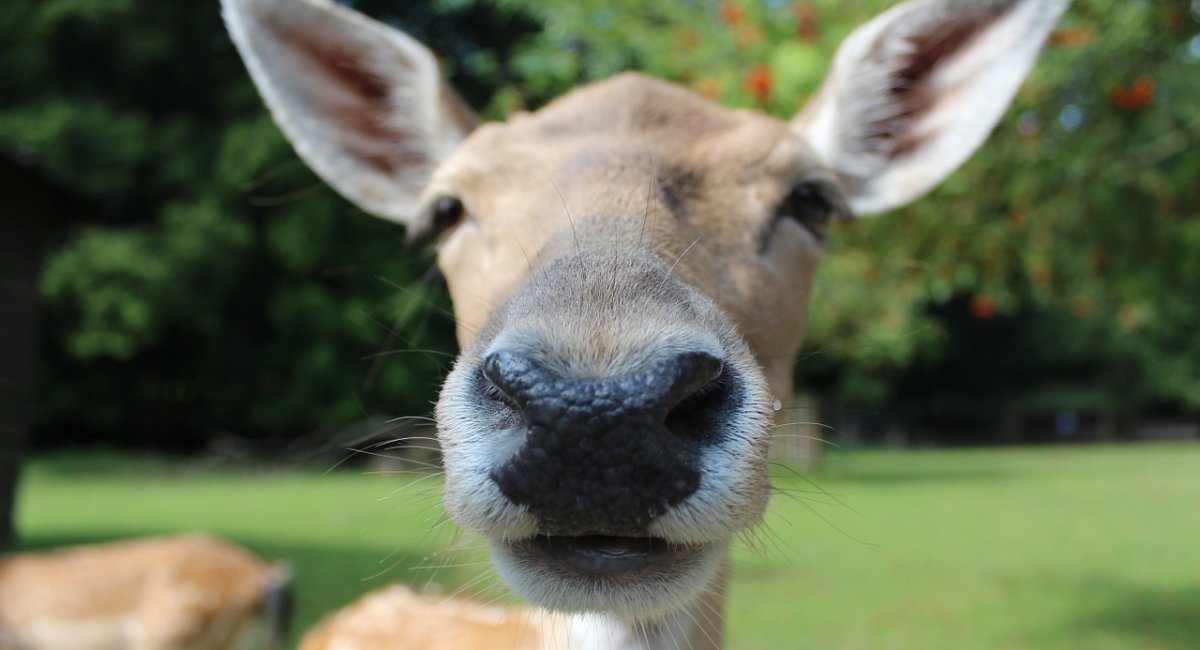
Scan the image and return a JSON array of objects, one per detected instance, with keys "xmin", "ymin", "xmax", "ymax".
[{"xmin": 2, "ymin": 0, "xmax": 1197, "ymax": 648}]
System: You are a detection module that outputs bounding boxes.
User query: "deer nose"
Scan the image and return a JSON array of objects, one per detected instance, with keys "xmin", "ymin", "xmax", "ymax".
[{"xmin": 482, "ymin": 349, "xmax": 728, "ymax": 536}]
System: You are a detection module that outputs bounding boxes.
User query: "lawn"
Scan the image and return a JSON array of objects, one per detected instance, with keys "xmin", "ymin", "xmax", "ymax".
[{"xmin": 13, "ymin": 443, "xmax": 1200, "ymax": 649}]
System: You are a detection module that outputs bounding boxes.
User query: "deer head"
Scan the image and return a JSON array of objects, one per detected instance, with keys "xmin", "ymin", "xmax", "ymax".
[{"xmin": 224, "ymin": 0, "xmax": 1067, "ymax": 635}]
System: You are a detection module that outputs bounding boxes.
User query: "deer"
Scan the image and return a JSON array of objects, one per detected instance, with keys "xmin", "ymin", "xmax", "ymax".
[
  {"xmin": 0, "ymin": 533, "xmax": 291, "ymax": 650},
  {"xmin": 223, "ymin": 0, "xmax": 1069, "ymax": 647}
]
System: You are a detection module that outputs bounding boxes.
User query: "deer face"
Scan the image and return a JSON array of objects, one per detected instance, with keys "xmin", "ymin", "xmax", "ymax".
[
  {"xmin": 224, "ymin": 0, "xmax": 1067, "ymax": 622},
  {"xmin": 428, "ymin": 80, "xmax": 831, "ymax": 616}
]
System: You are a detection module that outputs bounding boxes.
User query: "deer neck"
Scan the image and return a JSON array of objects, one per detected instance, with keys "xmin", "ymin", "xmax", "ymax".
[{"xmin": 552, "ymin": 563, "xmax": 726, "ymax": 650}]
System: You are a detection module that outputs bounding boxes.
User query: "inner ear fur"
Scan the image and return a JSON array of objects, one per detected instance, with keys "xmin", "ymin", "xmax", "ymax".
[
  {"xmin": 222, "ymin": 0, "xmax": 477, "ymax": 228},
  {"xmin": 794, "ymin": 0, "xmax": 1069, "ymax": 215}
]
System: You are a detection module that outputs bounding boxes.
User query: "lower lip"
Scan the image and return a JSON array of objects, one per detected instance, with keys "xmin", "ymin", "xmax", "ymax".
[{"xmin": 516, "ymin": 535, "xmax": 689, "ymax": 574}]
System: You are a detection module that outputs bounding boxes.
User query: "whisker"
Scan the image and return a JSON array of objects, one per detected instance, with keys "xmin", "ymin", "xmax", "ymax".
[
  {"xmin": 548, "ymin": 179, "xmax": 580, "ymax": 251},
  {"xmin": 382, "ymin": 414, "xmax": 439, "ymax": 424},
  {"xmin": 667, "ymin": 237, "xmax": 702, "ymax": 275},
  {"xmin": 361, "ymin": 348, "xmax": 457, "ymax": 360},
  {"xmin": 770, "ymin": 462, "xmax": 864, "ymax": 518},
  {"xmin": 247, "ymin": 181, "xmax": 325, "ymax": 205}
]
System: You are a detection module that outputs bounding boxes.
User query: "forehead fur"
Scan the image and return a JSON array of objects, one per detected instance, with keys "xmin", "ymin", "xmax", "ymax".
[
  {"xmin": 529, "ymin": 73, "xmax": 745, "ymax": 140},
  {"xmin": 439, "ymin": 73, "xmax": 799, "ymax": 187}
]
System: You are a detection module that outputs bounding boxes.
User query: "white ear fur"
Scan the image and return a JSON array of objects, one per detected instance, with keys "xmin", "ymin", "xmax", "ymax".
[
  {"xmin": 793, "ymin": 0, "xmax": 1069, "ymax": 215},
  {"xmin": 222, "ymin": 0, "xmax": 477, "ymax": 227}
]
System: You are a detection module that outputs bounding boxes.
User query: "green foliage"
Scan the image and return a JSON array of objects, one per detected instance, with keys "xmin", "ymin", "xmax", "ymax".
[
  {"xmin": 42, "ymin": 200, "xmax": 251, "ymax": 360},
  {"xmin": 4, "ymin": 0, "xmax": 536, "ymax": 442},
  {"xmin": 867, "ymin": 0, "xmax": 1200, "ymax": 415},
  {"xmin": 6, "ymin": 0, "xmax": 1198, "ymax": 443}
]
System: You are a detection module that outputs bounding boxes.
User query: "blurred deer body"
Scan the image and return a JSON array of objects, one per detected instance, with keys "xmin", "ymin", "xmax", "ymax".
[
  {"xmin": 0, "ymin": 534, "xmax": 290, "ymax": 650},
  {"xmin": 224, "ymin": 0, "xmax": 1068, "ymax": 647},
  {"xmin": 298, "ymin": 584, "xmax": 611, "ymax": 650}
]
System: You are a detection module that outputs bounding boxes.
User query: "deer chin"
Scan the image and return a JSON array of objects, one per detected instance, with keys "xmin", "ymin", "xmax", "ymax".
[{"xmin": 488, "ymin": 534, "xmax": 727, "ymax": 621}]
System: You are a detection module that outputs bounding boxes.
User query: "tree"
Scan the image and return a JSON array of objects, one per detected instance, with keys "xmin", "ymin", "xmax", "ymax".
[{"xmin": 1, "ymin": 0, "xmax": 537, "ymax": 447}]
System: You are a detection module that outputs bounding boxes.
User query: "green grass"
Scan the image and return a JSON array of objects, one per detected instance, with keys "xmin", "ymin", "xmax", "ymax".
[{"xmin": 14, "ymin": 443, "xmax": 1200, "ymax": 649}]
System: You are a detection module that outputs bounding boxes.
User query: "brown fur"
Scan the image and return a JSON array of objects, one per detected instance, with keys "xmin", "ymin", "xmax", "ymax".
[
  {"xmin": 431, "ymin": 73, "xmax": 826, "ymax": 399},
  {"xmin": 0, "ymin": 534, "xmax": 287, "ymax": 650},
  {"xmin": 299, "ymin": 586, "xmax": 546, "ymax": 650}
]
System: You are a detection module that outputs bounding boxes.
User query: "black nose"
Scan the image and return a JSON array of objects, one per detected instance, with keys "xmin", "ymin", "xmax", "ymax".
[{"xmin": 483, "ymin": 349, "xmax": 728, "ymax": 536}]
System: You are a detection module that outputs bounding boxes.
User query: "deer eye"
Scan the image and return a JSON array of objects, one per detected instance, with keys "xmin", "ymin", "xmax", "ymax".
[
  {"xmin": 775, "ymin": 182, "xmax": 844, "ymax": 242},
  {"xmin": 430, "ymin": 196, "xmax": 466, "ymax": 236}
]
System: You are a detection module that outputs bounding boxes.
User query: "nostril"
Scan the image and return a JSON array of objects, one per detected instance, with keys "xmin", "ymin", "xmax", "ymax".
[
  {"xmin": 482, "ymin": 351, "xmax": 518, "ymax": 407},
  {"xmin": 667, "ymin": 352, "xmax": 720, "ymax": 402},
  {"xmin": 662, "ymin": 352, "xmax": 731, "ymax": 437},
  {"xmin": 481, "ymin": 350, "xmax": 544, "ymax": 410},
  {"xmin": 481, "ymin": 352, "xmax": 506, "ymax": 391},
  {"xmin": 660, "ymin": 351, "xmax": 724, "ymax": 411}
]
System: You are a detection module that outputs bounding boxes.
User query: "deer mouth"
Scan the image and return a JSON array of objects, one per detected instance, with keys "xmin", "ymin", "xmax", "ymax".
[
  {"xmin": 489, "ymin": 532, "xmax": 722, "ymax": 619},
  {"xmin": 514, "ymin": 534, "xmax": 691, "ymax": 575}
]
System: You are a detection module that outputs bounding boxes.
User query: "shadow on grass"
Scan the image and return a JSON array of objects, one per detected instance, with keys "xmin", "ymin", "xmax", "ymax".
[
  {"xmin": 15, "ymin": 532, "xmax": 501, "ymax": 648},
  {"xmin": 1065, "ymin": 580, "xmax": 1200, "ymax": 649}
]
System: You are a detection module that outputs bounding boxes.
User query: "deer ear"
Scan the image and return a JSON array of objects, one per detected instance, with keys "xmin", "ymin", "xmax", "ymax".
[
  {"xmin": 792, "ymin": 0, "xmax": 1068, "ymax": 215},
  {"xmin": 222, "ymin": 0, "xmax": 477, "ymax": 228}
]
